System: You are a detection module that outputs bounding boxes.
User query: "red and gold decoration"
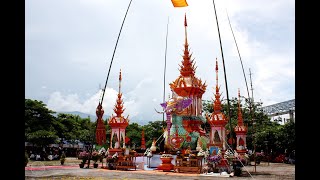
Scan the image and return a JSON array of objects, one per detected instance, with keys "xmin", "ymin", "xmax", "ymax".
[
  {"xmin": 157, "ymin": 154, "xmax": 174, "ymax": 172},
  {"xmin": 205, "ymin": 58, "xmax": 228, "ymax": 150},
  {"xmin": 95, "ymin": 102, "xmax": 106, "ymax": 145},
  {"xmin": 234, "ymin": 89, "xmax": 248, "ymax": 155},
  {"xmin": 141, "ymin": 129, "xmax": 146, "ymax": 150},
  {"xmin": 205, "ymin": 58, "xmax": 230, "ymax": 172},
  {"xmin": 170, "ymin": 125, "xmax": 184, "ymax": 149},
  {"xmin": 162, "ymin": 14, "xmax": 207, "ymax": 151},
  {"xmin": 108, "ymin": 69, "xmax": 129, "ymax": 153},
  {"xmin": 169, "ymin": 14, "xmax": 207, "ymax": 117}
]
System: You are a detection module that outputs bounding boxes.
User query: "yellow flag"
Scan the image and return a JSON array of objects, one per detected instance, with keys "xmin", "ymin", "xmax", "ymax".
[{"xmin": 171, "ymin": 0, "xmax": 188, "ymax": 7}]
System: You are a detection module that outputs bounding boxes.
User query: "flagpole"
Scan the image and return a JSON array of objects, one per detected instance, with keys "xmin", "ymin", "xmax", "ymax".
[
  {"xmin": 211, "ymin": 0, "xmax": 233, "ymax": 149},
  {"xmin": 92, "ymin": 0, "xmax": 133, "ymax": 168},
  {"xmin": 226, "ymin": 10, "xmax": 251, "ymax": 105},
  {"xmin": 163, "ymin": 17, "xmax": 169, "ymax": 128},
  {"xmin": 249, "ymin": 68, "xmax": 257, "ymax": 172},
  {"xmin": 160, "ymin": 17, "xmax": 170, "ymax": 152},
  {"xmin": 226, "ymin": 10, "xmax": 257, "ymax": 172}
]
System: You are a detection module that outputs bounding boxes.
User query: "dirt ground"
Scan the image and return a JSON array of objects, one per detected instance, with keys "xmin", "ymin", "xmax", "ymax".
[{"xmin": 25, "ymin": 158, "xmax": 295, "ymax": 179}]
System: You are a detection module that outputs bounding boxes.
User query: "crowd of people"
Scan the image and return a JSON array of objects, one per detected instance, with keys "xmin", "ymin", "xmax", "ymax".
[
  {"xmin": 26, "ymin": 146, "xmax": 81, "ymax": 161},
  {"xmin": 27, "ymin": 147, "xmax": 61, "ymax": 161}
]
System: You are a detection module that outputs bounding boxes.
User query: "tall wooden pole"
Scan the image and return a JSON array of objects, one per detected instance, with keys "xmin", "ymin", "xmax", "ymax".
[
  {"xmin": 211, "ymin": 0, "xmax": 233, "ymax": 148},
  {"xmin": 93, "ymin": 0, "xmax": 133, "ymax": 168},
  {"xmin": 163, "ymin": 17, "xmax": 169, "ymax": 129},
  {"xmin": 226, "ymin": 9, "xmax": 257, "ymax": 171},
  {"xmin": 100, "ymin": 0, "xmax": 133, "ymax": 104},
  {"xmin": 226, "ymin": 11, "xmax": 251, "ymax": 105},
  {"xmin": 249, "ymin": 68, "xmax": 256, "ymax": 172}
]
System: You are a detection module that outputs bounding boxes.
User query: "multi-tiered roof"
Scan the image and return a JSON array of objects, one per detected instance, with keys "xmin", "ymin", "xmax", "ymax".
[
  {"xmin": 206, "ymin": 58, "xmax": 228, "ymax": 127},
  {"xmin": 169, "ymin": 15, "xmax": 207, "ymax": 99},
  {"xmin": 234, "ymin": 89, "xmax": 247, "ymax": 134},
  {"xmin": 108, "ymin": 69, "xmax": 129, "ymax": 129}
]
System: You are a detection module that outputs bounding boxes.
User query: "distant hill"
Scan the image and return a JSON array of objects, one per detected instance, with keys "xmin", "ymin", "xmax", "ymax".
[{"xmin": 53, "ymin": 111, "xmax": 109, "ymax": 121}]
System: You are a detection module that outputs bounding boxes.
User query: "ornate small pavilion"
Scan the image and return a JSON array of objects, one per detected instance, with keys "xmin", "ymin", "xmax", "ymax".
[
  {"xmin": 108, "ymin": 69, "xmax": 129, "ymax": 153},
  {"xmin": 234, "ymin": 89, "xmax": 248, "ymax": 156},
  {"xmin": 205, "ymin": 58, "xmax": 228, "ymax": 151}
]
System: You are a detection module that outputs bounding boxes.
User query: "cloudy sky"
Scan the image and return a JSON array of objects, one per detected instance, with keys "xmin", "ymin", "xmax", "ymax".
[{"xmin": 25, "ymin": 0, "xmax": 295, "ymax": 125}]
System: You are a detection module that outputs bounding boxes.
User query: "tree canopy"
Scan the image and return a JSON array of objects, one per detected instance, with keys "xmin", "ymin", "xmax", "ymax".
[
  {"xmin": 202, "ymin": 97, "xmax": 295, "ymax": 153},
  {"xmin": 25, "ymin": 98, "xmax": 294, "ymax": 155}
]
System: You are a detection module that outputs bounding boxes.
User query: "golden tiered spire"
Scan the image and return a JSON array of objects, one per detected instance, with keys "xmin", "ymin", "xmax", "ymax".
[
  {"xmin": 234, "ymin": 89, "xmax": 248, "ymax": 154},
  {"xmin": 237, "ymin": 89, "xmax": 243, "ymax": 126},
  {"xmin": 169, "ymin": 14, "xmax": 206, "ymax": 95},
  {"xmin": 234, "ymin": 89, "xmax": 247, "ymax": 134},
  {"xmin": 107, "ymin": 69, "xmax": 129, "ymax": 149},
  {"xmin": 213, "ymin": 58, "xmax": 222, "ymax": 113},
  {"xmin": 206, "ymin": 58, "xmax": 227, "ymax": 126},
  {"xmin": 113, "ymin": 69, "xmax": 125, "ymax": 118},
  {"xmin": 168, "ymin": 13, "xmax": 206, "ymax": 116},
  {"xmin": 179, "ymin": 13, "xmax": 196, "ymax": 77}
]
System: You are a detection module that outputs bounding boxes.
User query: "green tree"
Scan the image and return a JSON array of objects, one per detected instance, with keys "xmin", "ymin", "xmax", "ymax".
[
  {"xmin": 25, "ymin": 99, "xmax": 57, "ymax": 133},
  {"xmin": 78, "ymin": 117, "xmax": 96, "ymax": 143},
  {"xmin": 25, "ymin": 99, "xmax": 59, "ymax": 146},
  {"xmin": 202, "ymin": 97, "xmax": 295, "ymax": 155},
  {"xmin": 272, "ymin": 121, "xmax": 295, "ymax": 153},
  {"xmin": 142, "ymin": 120, "xmax": 164, "ymax": 148},
  {"xmin": 26, "ymin": 130, "xmax": 59, "ymax": 147},
  {"xmin": 55, "ymin": 113, "xmax": 84, "ymax": 146},
  {"xmin": 126, "ymin": 122, "xmax": 142, "ymax": 148}
]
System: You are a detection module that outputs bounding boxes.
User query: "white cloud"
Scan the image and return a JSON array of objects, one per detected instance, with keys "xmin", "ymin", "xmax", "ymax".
[{"xmin": 47, "ymin": 88, "xmax": 118, "ymax": 115}]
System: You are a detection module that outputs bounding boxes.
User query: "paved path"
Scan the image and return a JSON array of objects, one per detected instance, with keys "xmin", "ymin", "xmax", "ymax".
[{"xmin": 25, "ymin": 162, "xmax": 295, "ymax": 179}]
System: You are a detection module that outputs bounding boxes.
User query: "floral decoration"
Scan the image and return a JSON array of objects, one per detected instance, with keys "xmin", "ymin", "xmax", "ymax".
[
  {"xmin": 78, "ymin": 151, "xmax": 89, "ymax": 164},
  {"xmin": 107, "ymin": 152, "xmax": 119, "ymax": 163},
  {"xmin": 91, "ymin": 151, "xmax": 100, "ymax": 164},
  {"xmin": 98, "ymin": 147, "xmax": 106, "ymax": 162}
]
